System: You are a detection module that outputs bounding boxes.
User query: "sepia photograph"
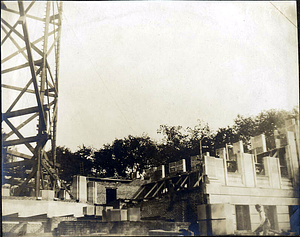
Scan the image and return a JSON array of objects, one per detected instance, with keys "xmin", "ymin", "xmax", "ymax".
[{"xmin": 1, "ymin": 1, "xmax": 299, "ymax": 236}]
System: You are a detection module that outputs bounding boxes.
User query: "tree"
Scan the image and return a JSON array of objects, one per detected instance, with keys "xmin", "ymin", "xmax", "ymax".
[
  {"xmin": 213, "ymin": 108, "xmax": 299, "ymax": 151},
  {"xmin": 156, "ymin": 122, "xmax": 212, "ymax": 163},
  {"xmin": 157, "ymin": 125, "xmax": 189, "ymax": 163},
  {"xmin": 94, "ymin": 134, "xmax": 159, "ymax": 178},
  {"xmin": 186, "ymin": 120, "xmax": 213, "ymax": 157},
  {"xmin": 214, "ymin": 126, "xmax": 237, "ymax": 150}
]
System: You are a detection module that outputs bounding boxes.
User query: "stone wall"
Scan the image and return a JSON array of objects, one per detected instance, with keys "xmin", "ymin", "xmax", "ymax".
[
  {"xmin": 2, "ymin": 198, "xmax": 87, "ymax": 217},
  {"xmin": 56, "ymin": 220, "xmax": 190, "ymax": 236},
  {"xmin": 96, "ymin": 179, "xmax": 143, "ymax": 204},
  {"xmin": 131, "ymin": 187, "xmax": 205, "ymax": 224}
]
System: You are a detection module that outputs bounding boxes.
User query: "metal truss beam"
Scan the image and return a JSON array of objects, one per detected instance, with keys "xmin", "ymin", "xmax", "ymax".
[{"xmin": 2, "ymin": 1, "xmax": 63, "ymax": 198}]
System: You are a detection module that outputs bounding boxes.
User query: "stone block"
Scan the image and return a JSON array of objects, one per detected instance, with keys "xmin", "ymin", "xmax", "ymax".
[
  {"xmin": 233, "ymin": 141, "xmax": 244, "ymax": 154},
  {"xmin": 263, "ymin": 157, "xmax": 281, "ymax": 188},
  {"xmin": 190, "ymin": 155, "xmax": 201, "ymax": 172},
  {"xmin": 2, "ymin": 188, "xmax": 10, "ymax": 197},
  {"xmin": 107, "ymin": 209, "xmax": 121, "ymax": 222},
  {"xmin": 211, "ymin": 204, "xmax": 227, "ymax": 219},
  {"xmin": 198, "ymin": 204, "xmax": 233, "ymax": 220},
  {"xmin": 204, "ymin": 156, "xmax": 216, "ymax": 178},
  {"xmin": 83, "ymin": 205, "xmax": 95, "ymax": 216},
  {"xmin": 250, "ymin": 135, "xmax": 267, "ymax": 154},
  {"xmin": 102, "ymin": 206, "xmax": 113, "ymax": 222},
  {"xmin": 127, "ymin": 207, "xmax": 140, "ymax": 221},
  {"xmin": 211, "ymin": 219, "xmax": 227, "ymax": 235},
  {"xmin": 41, "ymin": 190, "xmax": 54, "ymax": 200},
  {"xmin": 169, "ymin": 159, "xmax": 186, "ymax": 175},
  {"xmin": 58, "ymin": 190, "xmax": 71, "ymax": 200},
  {"xmin": 197, "ymin": 204, "xmax": 207, "ymax": 220},
  {"xmin": 198, "ymin": 218, "xmax": 234, "ymax": 236},
  {"xmin": 198, "ymin": 220, "xmax": 208, "ymax": 236},
  {"xmin": 243, "ymin": 154, "xmax": 255, "ymax": 187},
  {"xmin": 87, "ymin": 181, "xmax": 97, "ymax": 204},
  {"xmin": 95, "ymin": 206, "xmax": 104, "ymax": 217},
  {"xmin": 72, "ymin": 175, "xmax": 87, "ymax": 202},
  {"xmin": 120, "ymin": 209, "xmax": 127, "ymax": 221}
]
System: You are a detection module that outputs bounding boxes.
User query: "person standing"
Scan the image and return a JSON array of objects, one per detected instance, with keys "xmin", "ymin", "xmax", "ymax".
[{"xmin": 254, "ymin": 204, "xmax": 271, "ymax": 235}]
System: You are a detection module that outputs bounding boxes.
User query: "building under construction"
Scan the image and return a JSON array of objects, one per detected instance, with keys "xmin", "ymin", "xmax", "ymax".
[{"xmin": 2, "ymin": 1, "xmax": 299, "ymax": 236}]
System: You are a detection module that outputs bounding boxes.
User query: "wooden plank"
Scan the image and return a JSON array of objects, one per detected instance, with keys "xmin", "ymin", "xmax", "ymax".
[
  {"xmin": 3, "ymin": 118, "xmax": 35, "ymax": 154},
  {"xmin": 2, "ymin": 29, "xmax": 58, "ymax": 64},
  {"xmin": 152, "ymin": 181, "xmax": 165, "ymax": 197},
  {"xmin": 144, "ymin": 183, "xmax": 158, "ymax": 198},
  {"xmin": 2, "ymin": 83, "xmax": 55, "ymax": 98},
  {"xmin": 1, "ymin": 18, "xmax": 43, "ymax": 56},
  {"xmin": 3, "ymin": 136, "xmax": 39, "ymax": 147},
  {"xmin": 133, "ymin": 186, "xmax": 146, "ymax": 199},
  {"xmin": 6, "ymin": 150, "xmax": 32, "ymax": 159},
  {"xmin": 14, "ymin": 164, "xmax": 38, "ymax": 196},
  {"xmin": 4, "ymin": 102, "xmax": 52, "ymax": 119},
  {"xmin": 1, "ymin": 25, "xmax": 28, "ymax": 60},
  {"xmin": 3, "ymin": 113, "xmax": 38, "ymax": 140},
  {"xmin": 4, "ymin": 160, "xmax": 34, "ymax": 168}
]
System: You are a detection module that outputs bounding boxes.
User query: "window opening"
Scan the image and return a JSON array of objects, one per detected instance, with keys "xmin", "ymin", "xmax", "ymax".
[
  {"xmin": 235, "ymin": 205, "xmax": 251, "ymax": 230},
  {"xmin": 106, "ymin": 188, "xmax": 117, "ymax": 205},
  {"xmin": 264, "ymin": 205, "xmax": 279, "ymax": 230}
]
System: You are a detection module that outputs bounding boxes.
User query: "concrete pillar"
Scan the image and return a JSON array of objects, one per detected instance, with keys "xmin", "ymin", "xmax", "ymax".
[
  {"xmin": 72, "ymin": 175, "xmax": 87, "ymax": 202},
  {"xmin": 41, "ymin": 190, "xmax": 55, "ymax": 200},
  {"xmin": 182, "ymin": 159, "xmax": 186, "ymax": 172},
  {"xmin": 87, "ymin": 181, "xmax": 97, "ymax": 204},
  {"xmin": 2, "ymin": 188, "xmax": 10, "ymax": 197},
  {"xmin": 204, "ymin": 156, "xmax": 216, "ymax": 178},
  {"xmin": 161, "ymin": 165, "xmax": 165, "ymax": 178},
  {"xmin": 197, "ymin": 204, "xmax": 234, "ymax": 235},
  {"xmin": 127, "ymin": 207, "xmax": 141, "ymax": 221},
  {"xmin": 286, "ymin": 131, "xmax": 299, "ymax": 185},
  {"xmin": 242, "ymin": 154, "xmax": 255, "ymax": 187},
  {"xmin": 263, "ymin": 157, "xmax": 281, "ymax": 189},
  {"xmin": 251, "ymin": 134, "xmax": 267, "ymax": 153}
]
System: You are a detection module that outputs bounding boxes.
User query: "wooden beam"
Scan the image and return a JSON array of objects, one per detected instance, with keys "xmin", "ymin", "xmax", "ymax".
[
  {"xmin": 1, "ymin": 59, "xmax": 42, "ymax": 74},
  {"xmin": 3, "ymin": 8, "xmax": 45, "ymax": 24},
  {"xmin": 47, "ymin": 101, "xmax": 58, "ymax": 134},
  {"xmin": 3, "ymin": 118, "xmax": 35, "ymax": 154},
  {"xmin": 177, "ymin": 176, "xmax": 189, "ymax": 190},
  {"xmin": 193, "ymin": 174, "xmax": 203, "ymax": 188},
  {"xmin": 2, "ymin": 83, "xmax": 55, "ymax": 98},
  {"xmin": 1, "ymin": 1, "xmax": 35, "ymax": 45},
  {"xmin": 3, "ymin": 136, "xmax": 40, "ymax": 147},
  {"xmin": 152, "ymin": 181, "xmax": 165, "ymax": 197},
  {"xmin": 144, "ymin": 183, "xmax": 158, "ymax": 199},
  {"xmin": 133, "ymin": 186, "xmax": 146, "ymax": 199},
  {"xmin": 6, "ymin": 149, "xmax": 33, "ymax": 159},
  {"xmin": 1, "ymin": 18, "xmax": 43, "ymax": 56},
  {"xmin": 14, "ymin": 164, "xmax": 37, "ymax": 196},
  {"xmin": 18, "ymin": 2, "xmax": 47, "ymax": 131},
  {"xmin": 3, "ymin": 113, "xmax": 38, "ymax": 140},
  {"xmin": 2, "ymin": 29, "xmax": 58, "ymax": 64},
  {"xmin": 4, "ymin": 160, "xmax": 35, "ymax": 168},
  {"xmin": 1, "ymin": 25, "xmax": 28, "ymax": 60},
  {"xmin": 3, "ymin": 102, "xmax": 52, "ymax": 119}
]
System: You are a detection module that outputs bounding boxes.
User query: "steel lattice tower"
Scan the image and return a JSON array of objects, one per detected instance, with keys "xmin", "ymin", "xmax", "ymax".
[{"xmin": 1, "ymin": 1, "xmax": 69, "ymax": 198}]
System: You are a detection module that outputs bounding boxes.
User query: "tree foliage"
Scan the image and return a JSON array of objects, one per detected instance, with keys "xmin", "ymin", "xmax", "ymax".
[
  {"xmin": 214, "ymin": 107, "xmax": 299, "ymax": 150},
  {"xmin": 43, "ymin": 107, "xmax": 298, "ymax": 181}
]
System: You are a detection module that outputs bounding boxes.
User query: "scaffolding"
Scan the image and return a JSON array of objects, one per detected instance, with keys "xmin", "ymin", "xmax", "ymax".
[{"xmin": 1, "ymin": 1, "xmax": 70, "ymax": 198}]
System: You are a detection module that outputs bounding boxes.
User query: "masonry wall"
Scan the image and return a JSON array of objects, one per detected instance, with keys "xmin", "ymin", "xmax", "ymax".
[
  {"xmin": 2, "ymin": 198, "xmax": 87, "ymax": 217},
  {"xmin": 56, "ymin": 220, "xmax": 189, "ymax": 236},
  {"xmin": 96, "ymin": 179, "xmax": 144, "ymax": 204},
  {"xmin": 132, "ymin": 187, "xmax": 205, "ymax": 224},
  {"xmin": 203, "ymin": 144, "xmax": 298, "ymax": 234}
]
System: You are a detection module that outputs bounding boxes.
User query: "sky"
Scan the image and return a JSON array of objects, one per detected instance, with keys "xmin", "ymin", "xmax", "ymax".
[{"xmin": 2, "ymin": 1, "xmax": 299, "ymax": 153}]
